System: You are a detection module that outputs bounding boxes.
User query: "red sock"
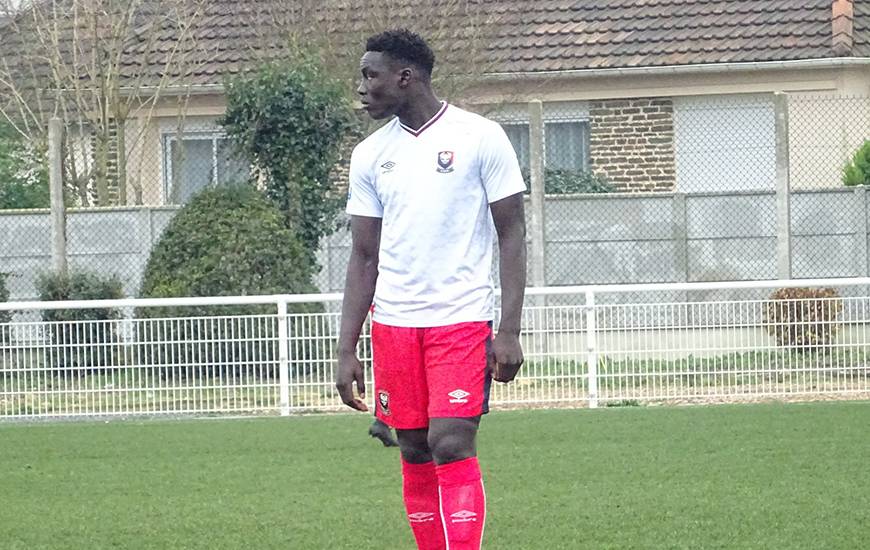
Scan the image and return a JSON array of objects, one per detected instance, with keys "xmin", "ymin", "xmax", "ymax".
[
  {"xmin": 402, "ymin": 459, "xmax": 447, "ymax": 550},
  {"xmin": 436, "ymin": 457, "xmax": 486, "ymax": 550}
]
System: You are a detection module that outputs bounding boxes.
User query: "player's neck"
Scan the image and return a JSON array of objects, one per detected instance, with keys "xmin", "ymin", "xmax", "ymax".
[{"xmin": 397, "ymin": 93, "xmax": 443, "ymax": 131}]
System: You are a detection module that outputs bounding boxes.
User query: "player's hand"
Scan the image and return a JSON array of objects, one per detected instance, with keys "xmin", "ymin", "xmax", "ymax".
[
  {"xmin": 489, "ymin": 331, "xmax": 523, "ymax": 383},
  {"xmin": 335, "ymin": 352, "xmax": 369, "ymax": 412}
]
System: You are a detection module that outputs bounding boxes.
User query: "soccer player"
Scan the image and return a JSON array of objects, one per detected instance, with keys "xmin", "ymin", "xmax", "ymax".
[{"xmin": 336, "ymin": 29, "xmax": 526, "ymax": 550}]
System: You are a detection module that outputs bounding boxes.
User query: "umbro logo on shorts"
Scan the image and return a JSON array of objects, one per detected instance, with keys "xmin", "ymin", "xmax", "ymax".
[
  {"xmin": 450, "ymin": 510, "xmax": 477, "ymax": 523},
  {"xmin": 448, "ymin": 389, "xmax": 470, "ymax": 404},
  {"xmin": 380, "ymin": 161, "xmax": 396, "ymax": 173},
  {"xmin": 408, "ymin": 512, "xmax": 436, "ymax": 523}
]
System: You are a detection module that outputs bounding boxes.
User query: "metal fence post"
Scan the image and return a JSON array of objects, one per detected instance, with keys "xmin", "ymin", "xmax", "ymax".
[
  {"xmin": 856, "ymin": 186, "xmax": 869, "ymax": 276},
  {"xmin": 277, "ymin": 300, "xmax": 290, "ymax": 416},
  {"xmin": 585, "ymin": 289, "xmax": 599, "ymax": 409},
  {"xmin": 528, "ymin": 100, "xmax": 546, "ymax": 288},
  {"xmin": 774, "ymin": 92, "xmax": 792, "ymax": 279},
  {"xmin": 48, "ymin": 117, "xmax": 68, "ymax": 277}
]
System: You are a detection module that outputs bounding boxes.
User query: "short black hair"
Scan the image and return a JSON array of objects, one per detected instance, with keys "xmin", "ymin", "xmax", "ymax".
[{"xmin": 365, "ymin": 29, "xmax": 435, "ymax": 76}]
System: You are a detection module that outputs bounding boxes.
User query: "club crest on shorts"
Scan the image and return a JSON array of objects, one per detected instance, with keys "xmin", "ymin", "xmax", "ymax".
[
  {"xmin": 377, "ymin": 390, "xmax": 390, "ymax": 415},
  {"xmin": 437, "ymin": 151, "xmax": 455, "ymax": 173}
]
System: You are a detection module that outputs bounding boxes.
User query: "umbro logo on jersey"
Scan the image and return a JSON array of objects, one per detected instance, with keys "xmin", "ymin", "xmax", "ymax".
[
  {"xmin": 436, "ymin": 151, "xmax": 455, "ymax": 173},
  {"xmin": 448, "ymin": 389, "xmax": 470, "ymax": 403},
  {"xmin": 450, "ymin": 510, "xmax": 477, "ymax": 523},
  {"xmin": 408, "ymin": 512, "xmax": 436, "ymax": 523},
  {"xmin": 380, "ymin": 161, "xmax": 396, "ymax": 173}
]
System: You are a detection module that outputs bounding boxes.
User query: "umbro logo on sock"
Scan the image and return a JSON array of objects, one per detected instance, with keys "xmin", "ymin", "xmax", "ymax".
[
  {"xmin": 448, "ymin": 389, "xmax": 470, "ymax": 404},
  {"xmin": 408, "ymin": 512, "xmax": 436, "ymax": 523},
  {"xmin": 450, "ymin": 510, "xmax": 477, "ymax": 523}
]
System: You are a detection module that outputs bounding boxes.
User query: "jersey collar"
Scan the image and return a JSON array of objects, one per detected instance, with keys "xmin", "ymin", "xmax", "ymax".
[{"xmin": 399, "ymin": 101, "xmax": 448, "ymax": 137}]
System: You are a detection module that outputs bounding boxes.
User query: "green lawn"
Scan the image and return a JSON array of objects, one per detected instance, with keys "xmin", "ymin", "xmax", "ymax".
[{"xmin": 2, "ymin": 402, "xmax": 869, "ymax": 549}]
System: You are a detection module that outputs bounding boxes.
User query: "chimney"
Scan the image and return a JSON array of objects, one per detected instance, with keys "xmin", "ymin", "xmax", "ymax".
[{"xmin": 832, "ymin": 0, "xmax": 854, "ymax": 56}]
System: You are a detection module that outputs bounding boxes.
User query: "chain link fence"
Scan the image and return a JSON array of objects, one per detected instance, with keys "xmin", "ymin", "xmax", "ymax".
[{"xmin": 2, "ymin": 94, "xmax": 870, "ymax": 305}]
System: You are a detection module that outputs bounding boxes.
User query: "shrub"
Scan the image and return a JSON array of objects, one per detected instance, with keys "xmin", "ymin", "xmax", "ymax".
[
  {"xmin": 0, "ymin": 272, "xmax": 11, "ymax": 342},
  {"xmin": 763, "ymin": 287, "xmax": 844, "ymax": 352},
  {"xmin": 36, "ymin": 270, "xmax": 125, "ymax": 373},
  {"xmin": 220, "ymin": 55, "xmax": 356, "ymax": 267},
  {"xmin": 522, "ymin": 168, "xmax": 614, "ymax": 194},
  {"xmin": 138, "ymin": 185, "xmax": 323, "ymax": 378},
  {"xmin": 843, "ymin": 140, "xmax": 870, "ymax": 187},
  {"xmin": 0, "ymin": 121, "xmax": 50, "ymax": 210}
]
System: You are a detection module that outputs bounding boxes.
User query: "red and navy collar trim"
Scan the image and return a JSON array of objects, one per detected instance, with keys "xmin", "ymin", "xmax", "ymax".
[{"xmin": 400, "ymin": 101, "xmax": 448, "ymax": 137}]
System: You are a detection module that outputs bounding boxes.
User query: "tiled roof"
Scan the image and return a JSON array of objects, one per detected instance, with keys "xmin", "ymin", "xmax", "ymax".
[
  {"xmin": 4, "ymin": 1, "xmax": 870, "ymax": 92},
  {"xmin": 486, "ymin": 0, "xmax": 867, "ymax": 73}
]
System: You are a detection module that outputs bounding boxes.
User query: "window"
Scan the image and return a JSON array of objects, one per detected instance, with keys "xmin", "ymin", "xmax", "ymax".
[
  {"xmin": 501, "ymin": 121, "xmax": 590, "ymax": 172},
  {"xmin": 163, "ymin": 133, "xmax": 249, "ymax": 204}
]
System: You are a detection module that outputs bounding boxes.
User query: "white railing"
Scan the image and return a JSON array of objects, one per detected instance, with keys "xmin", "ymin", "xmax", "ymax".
[{"xmin": 2, "ymin": 278, "xmax": 870, "ymax": 419}]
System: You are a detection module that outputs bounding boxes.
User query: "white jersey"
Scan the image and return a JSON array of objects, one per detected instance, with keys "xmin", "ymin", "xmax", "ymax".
[{"xmin": 346, "ymin": 102, "xmax": 526, "ymax": 327}]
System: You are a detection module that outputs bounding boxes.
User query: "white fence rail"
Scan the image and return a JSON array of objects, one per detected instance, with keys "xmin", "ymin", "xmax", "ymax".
[{"xmin": 2, "ymin": 279, "xmax": 870, "ymax": 419}]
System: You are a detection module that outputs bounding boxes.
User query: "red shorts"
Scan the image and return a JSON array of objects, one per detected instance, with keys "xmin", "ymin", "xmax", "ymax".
[{"xmin": 372, "ymin": 321, "xmax": 493, "ymax": 430}]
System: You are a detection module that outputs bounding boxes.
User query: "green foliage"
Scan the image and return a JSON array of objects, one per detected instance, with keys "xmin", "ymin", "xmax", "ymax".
[
  {"xmin": 138, "ymin": 185, "xmax": 323, "ymax": 377},
  {"xmin": 35, "ymin": 270, "xmax": 125, "ymax": 372},
  {"xmin": 842, "ymin": 140, "xmax": 870, "ymax": 186},
  {"xmin": 0, "ymin": 272, "xmax": 11, "ymax": 340},
  {"xmin": 0, "ymin": 121, "xmax": 50, "ymax": 209},
  {"xmin": 522, "ymin": 168, "xmax": 614, "ymax": 194},
  {"xmin": 220, "ymin": 55, "xmax": 356, "ymax": 266},
  {"xmin": 764, "ymin": 287, "xmax": 844, "ymax": 352}
]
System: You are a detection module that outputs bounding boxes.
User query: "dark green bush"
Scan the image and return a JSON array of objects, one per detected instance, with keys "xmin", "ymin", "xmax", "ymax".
[
  {"xmin": 843, "ymin": 140, "xmax": 870, "ymax": 187},
  {"xmin": 36, "ymin": 270, "xmax": 125, "ymax": 373},
  {"xmin": 763, "ymin": 287, "xmax": 844, "ymax": 352},
  {"xmin": 522, "ymin": 168, "xmax": 614, "ymax": 194},
  {"xmin": 0, "ymin": 121, "xmax": 50, "ymax": 210},
  {"xmin": 138, "ymin": 185, "xmax": 323, "ymax": 378},
  {"xmin": 220, "ymin": 55, "xmax": 356, "ymax": 267},
  {"xmin": 0, "ymin": 272, "xmax": 11, "ymax": 342}
]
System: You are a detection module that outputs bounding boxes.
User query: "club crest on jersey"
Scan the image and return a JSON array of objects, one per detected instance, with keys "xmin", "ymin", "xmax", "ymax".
[
  {"xmin": 378, "ymin": 390, "xmax": 390, "ymax": 416},
  {"xmin": 437, "ymin": 151, "xmax": 455, "ymax": 173}
]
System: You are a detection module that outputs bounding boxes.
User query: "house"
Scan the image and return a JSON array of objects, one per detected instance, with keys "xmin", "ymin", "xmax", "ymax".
[{"xmin": 4, "ymin": 0, "xmax": 869, "ymax": 206}]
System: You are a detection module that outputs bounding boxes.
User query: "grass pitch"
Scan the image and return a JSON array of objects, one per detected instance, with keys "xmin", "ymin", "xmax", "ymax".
[{"xmin": 2, "ymin": 401, "xmax": 869, "ymax": 549}]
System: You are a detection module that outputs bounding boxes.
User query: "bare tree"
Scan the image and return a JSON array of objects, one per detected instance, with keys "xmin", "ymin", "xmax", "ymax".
[
  {"xmin": 238, "ymin": 1, "xmax": 508, "ymax": 107},
  {"xmin": 0, "ymin": 0, "xmax": 211, "ymax": 206}
]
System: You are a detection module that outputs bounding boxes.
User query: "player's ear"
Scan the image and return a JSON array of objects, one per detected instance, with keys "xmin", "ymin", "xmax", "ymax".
[{"xmin": 398, "ymin": 67, "xmax": 413, "ymax": 88}]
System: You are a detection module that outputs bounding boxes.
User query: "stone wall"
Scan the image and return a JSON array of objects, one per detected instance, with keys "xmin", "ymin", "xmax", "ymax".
[{"xmin": 589, "ymin": 98, "xmax": 676, "ymax": 192}]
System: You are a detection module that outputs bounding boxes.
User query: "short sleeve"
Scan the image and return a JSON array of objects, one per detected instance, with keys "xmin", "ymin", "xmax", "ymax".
[
  {"xmin": 479, "ymin": 122, "xmax": 527, "ymax": 203},
  {"xmin": 345, "ymin": 144, "xmax": 383, "ymax": 218}
]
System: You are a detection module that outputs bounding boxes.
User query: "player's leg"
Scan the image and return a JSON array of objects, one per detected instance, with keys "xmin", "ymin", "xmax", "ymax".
[
  {"xmin": 424, "ymin": 322, "xmax": 492, "ymax": 550},
  {"xmin": 372, "ymin": 322, "xmax": 445, "ymax": 550}
]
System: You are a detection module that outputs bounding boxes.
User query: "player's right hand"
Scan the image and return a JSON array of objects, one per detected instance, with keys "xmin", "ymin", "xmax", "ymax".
[{"xmin": 336, "ymin": 353, "xmax": 369, "ymax": 412}]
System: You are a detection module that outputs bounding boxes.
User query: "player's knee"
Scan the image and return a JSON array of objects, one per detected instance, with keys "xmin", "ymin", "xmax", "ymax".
[
  {"xmin": 396, "ymin": 429, "xmax": 432, "ymax": 463},
  {"xmin": 428, "ymin": 431, "xmax": 475, "ymax": 464}
]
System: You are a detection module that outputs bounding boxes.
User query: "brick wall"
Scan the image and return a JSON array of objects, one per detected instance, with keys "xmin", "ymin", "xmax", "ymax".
[{"xmin": 589, "ymin": 98, "xmax": 676, "ymax": 192}]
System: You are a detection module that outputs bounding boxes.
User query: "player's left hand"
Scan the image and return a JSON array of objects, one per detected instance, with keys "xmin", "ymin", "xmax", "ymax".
[{"xmin": 489, "ymin": 331, "xmax": 523, "ymax": 383}]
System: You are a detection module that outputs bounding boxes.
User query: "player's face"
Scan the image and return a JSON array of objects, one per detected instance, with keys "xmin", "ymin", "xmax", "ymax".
[{"xmin": 357, "ymin": 51, "xmax": 405, "ymax": 120}]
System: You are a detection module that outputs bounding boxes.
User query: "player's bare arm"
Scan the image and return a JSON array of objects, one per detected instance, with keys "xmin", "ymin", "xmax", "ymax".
[
  {"xmin": 490, "ymin": 192, "xmax": 526, "ymax": 383},
  {"xmin": 335, "ymin": 215, "xmax": 381, "ymax": 411}
]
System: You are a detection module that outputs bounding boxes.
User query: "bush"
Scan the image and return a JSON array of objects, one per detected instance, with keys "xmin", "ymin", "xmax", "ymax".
[
  {"xmin": 0, "ymin": 121, "xmax": 50, "ymax": 209},
  {"xmin": 0, "ymin": 272, "xmax": 11, "ymax": 342},
  {"xmin": 763, "ymin": 287, "xmax": 844, "ymax": 352},
  {"xmin": 220, "ymin": 55, "xmax": 356, "ymax": 267},
  {"xmin": 138, "ymin": 185, "xmax": 323, "ymax": 378},
  {"xmin": 522, "ymin": 168, "xmax": 614, "ymax": 194},
  {"xmin": 843, "ymin": 140, "xmax": 870, "ymax": 187},
  {"xmin": 36, "ymin": 270, "xmax": 125, "ymax": 373}
]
